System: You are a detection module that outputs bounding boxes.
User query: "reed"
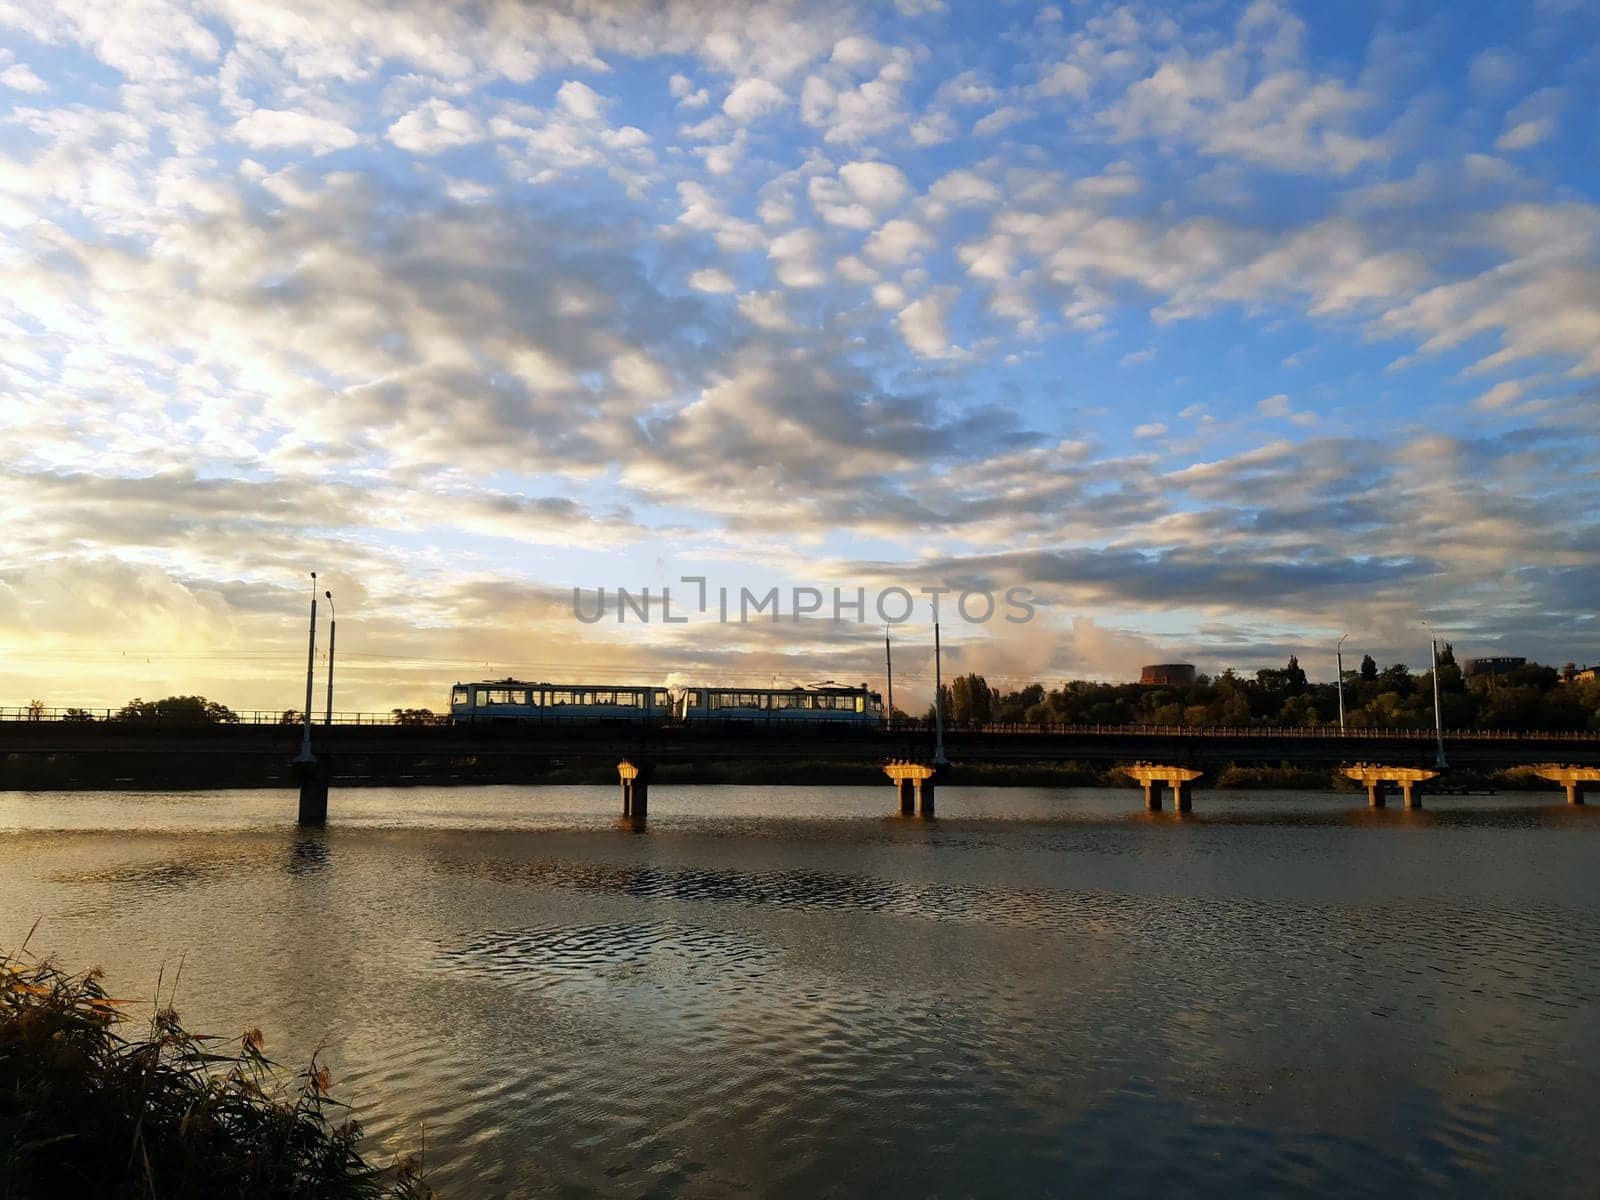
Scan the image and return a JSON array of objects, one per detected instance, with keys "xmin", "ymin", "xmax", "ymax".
[{"xmin": 1, "ymin": 936, "xmax": 429, "ymax": 1199}]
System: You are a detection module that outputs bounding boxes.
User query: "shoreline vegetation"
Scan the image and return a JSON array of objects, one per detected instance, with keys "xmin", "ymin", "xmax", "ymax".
[{"xmin": 0, "ymin": 941, "xmax": 429, "ymax": 1199}]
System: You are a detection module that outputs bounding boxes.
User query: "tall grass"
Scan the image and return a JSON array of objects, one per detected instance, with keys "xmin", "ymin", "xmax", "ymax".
[{"xmin": 1, "ymin": 936, "xmax": 429, "ymax": 1198}]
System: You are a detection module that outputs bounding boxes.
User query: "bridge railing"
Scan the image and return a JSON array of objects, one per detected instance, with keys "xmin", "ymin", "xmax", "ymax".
[{"xmin": 0, "ymin": 707, "xmax": 440, "ymax": 726}]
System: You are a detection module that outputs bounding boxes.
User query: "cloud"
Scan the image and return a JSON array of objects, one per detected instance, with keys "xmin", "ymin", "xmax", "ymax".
[
  {"xmin": 723, "ymin": 77, "xmax": 788, "ymax": 122},
  {"xmin": 863, "ymin": 218, "xmax": 932, "ymax": 264},
  {"xmin": 737, "ymin": 290, "xmax": 800, "ymax": 331},
  {"xmin": 229, "ymin": 108, "xmax": 359, "ymax": 154},
  {"xmin": 0, "ymin": 63, "xmax": 47, "ymax": 93},
  {"xmin": 973, "ymin": 106, "xmax": 1029, "ymax": 137},
  {"xmin": 897, "ymin": 292, "xmax": 950, "ymax": 355},
  {"xmin": 387, "ymin": 100, "xmax": 485, "ymax": 153},
  {"xmin": 1496, "ymin": 117, "xmax": 1554, "ymax": 152},
  {"xmin": 1256, "ymin": 393, "xmax": 1316, "ymax": 425},
  {"xmin": 1098, "ymin": 4, "xmax": 1389, "ymax": 174},
  {"xmin": 768, "ymin": 227, "xmax": 828, "ymax": 287},
  {"xmin": 688, "ymin": 268, "xmax": 737, "ymax": 293},
  {"xmin": 1468, "ymin": 48, "xmax": 1518, "ymax": 92},
  {"xmin": 838, "ymin": 160, "xmax": 910, "ymax": 208},
  {"xmin": 927, "ymin": 169, "xmax": 1001, "ymax": 209},
  {"xmin": 800, "ymin": 46, "xmax": 915, "ymax": 143},
  {"xmin": 556, "ymin": 80, "xmax": 611, "ymax": 121},
  {"xmin": 670, "ymin": 72, "xmax": 710, "ymax": 108}
]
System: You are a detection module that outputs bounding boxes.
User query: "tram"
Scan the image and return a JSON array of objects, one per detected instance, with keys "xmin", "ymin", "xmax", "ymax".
[
  {"xmin": 675, "ymin": 682, "xmax": 883, "ymax": 724},
  {"xmin": 449, "ymin": 679, "xmax": 670, "ymax": 723},
  {"xmin": 447, "ymin": 678, "xmax": 883, "ymax": 726}
]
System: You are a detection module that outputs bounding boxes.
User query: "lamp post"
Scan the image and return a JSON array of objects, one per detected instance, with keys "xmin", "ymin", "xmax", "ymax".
[
  {"xmin": 323, "ymin": 590, "xmax": 335, "ymax": 726},
  {"xmin": 884, "ymin": 630, "xmax": 894, "ymax": 731},
  {"xmin": 1422, "ymin": 618, "xmax": 1447, "ymax": 770},
  {"xmin": 1336, "ymin": 633, "xmax": 1349, "ymax": 733},
  {"xmin": 932, "ymin": 613, "xmax": 948, "ymax": 767},
  {"xmin": 295, "ymin": 572, "xmax": 318, "ymax": 763}
]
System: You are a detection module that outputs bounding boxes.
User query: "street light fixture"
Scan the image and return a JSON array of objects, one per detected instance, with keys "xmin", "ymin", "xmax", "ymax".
[
  {"xmin": 1336, "ymin": 632, "xmax": 1349, "ymax": 733},
  {"xmin": 1422, "ymin": 618, "xmax": 1447, "ymax": 770},
  {"xmin": 324, "ymin": 590, "xmax": 336, "ymax": 726}
]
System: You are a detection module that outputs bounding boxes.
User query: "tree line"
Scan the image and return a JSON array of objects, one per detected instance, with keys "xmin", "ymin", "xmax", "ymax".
[
  {"xmin": 924, "ymin": 649, "xmax": 1600, "ymax": 732},
  {"xmin": 22, "ymin": 652, "xmax": 1600, "ymax": 733},
  {"xmin": 21, "ymin": 697, "xmax": 440, "ymax": 726}
]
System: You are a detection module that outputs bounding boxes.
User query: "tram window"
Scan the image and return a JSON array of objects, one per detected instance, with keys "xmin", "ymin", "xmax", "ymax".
[
  {"xmin": 451, "ymin": 686, "xmax": 468, "ymax": 705},
  {"xmin": 615, "ymin": 692, "xmax": 636, "ymax": 707},
  {"xmin": 772, "ymin": 694, "xmax": 794, "ymax": 709},
  {"xmin": 528, "ymin": 691, "xmax": 543, "ymax": 706},
  {"xmin": 654, "ymin": 691, "xmax": 668, "ymax": 706},
  {"xmin": 594, "ymin": 690, "xmax": 615, "ymax": 705},
  {"xmin": 855, "ymin": 696, "xmax": 864, "ymax": 712},
  {"xmin": 485, "ymin": 689, "xmax": 518, "ymax": 705},
  {"xmin": 687, "ymin": 691, "xmax": 701, "ymax": 705},
  {"xmin": 550, "ymin": 691, "xmax": 573, "ymax": 706}
]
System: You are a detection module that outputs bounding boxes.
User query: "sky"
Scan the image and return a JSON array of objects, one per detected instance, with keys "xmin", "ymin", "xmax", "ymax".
[{"xmin": 1, "ymin": 0, "xmax": 1598, "ymax": 714}]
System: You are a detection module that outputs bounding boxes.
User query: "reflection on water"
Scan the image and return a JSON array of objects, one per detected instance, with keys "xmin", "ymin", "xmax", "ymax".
[
  {"xmin": 2, "ymin": 785, "xmax": 1598, "ymax": 1197},
  {"xmin": 288, "ymin": 830, "xmax": 330, "ymax": 876}
]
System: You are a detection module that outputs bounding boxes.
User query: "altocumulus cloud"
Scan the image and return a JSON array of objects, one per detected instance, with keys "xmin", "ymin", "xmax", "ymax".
[{"xmin": 0, "ymin": 0, "xmax": 1597, "ymax": 708}]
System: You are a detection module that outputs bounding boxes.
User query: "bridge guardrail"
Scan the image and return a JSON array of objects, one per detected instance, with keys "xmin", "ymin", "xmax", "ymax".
[{"xmin": 2, "ymin": 707, "xmax": 1599, "ymax": 741}]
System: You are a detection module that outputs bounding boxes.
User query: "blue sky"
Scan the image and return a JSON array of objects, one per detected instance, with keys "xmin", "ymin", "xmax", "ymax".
[{"xmin": 0, "ymin": 0, "xmax": 1597, "ymax": 710}]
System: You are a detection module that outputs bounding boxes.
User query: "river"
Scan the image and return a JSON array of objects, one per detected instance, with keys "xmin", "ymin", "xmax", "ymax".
[{"xmin": 2, "ymin": 785, "xmax": 1596, "ymax": 1197}]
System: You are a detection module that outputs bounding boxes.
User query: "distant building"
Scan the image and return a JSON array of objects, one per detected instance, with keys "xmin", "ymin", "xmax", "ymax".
[
  {"xmin": 1561, "ymin": 664, "xmax": 1598, "ymax": 684},
  {"xmin": 1461, "ymin": 656, "xmax": 1526, "ymax": 678},
  {"xmin": 1140, "ymin": 663, "xmax": 1196, "ymax": 687}
]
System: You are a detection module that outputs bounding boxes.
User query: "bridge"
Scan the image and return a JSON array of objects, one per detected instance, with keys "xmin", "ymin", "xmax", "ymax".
[{"xmin": 3, "ymin": 709, "xmax": 1599, "ymax": 823}]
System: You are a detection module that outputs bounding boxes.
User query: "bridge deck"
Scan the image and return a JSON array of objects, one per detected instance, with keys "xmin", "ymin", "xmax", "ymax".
[{"xmin": 1, "ymin": 719, "xmax": 1597, "ymax": 768}]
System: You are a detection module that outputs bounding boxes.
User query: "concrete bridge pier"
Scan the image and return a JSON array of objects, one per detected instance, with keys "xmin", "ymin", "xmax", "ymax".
[
  {"xmin": 294, "ymin": 755, "xmax": 333, "ymax": 827},
  {"xmin": 1125, "ymin": 765, "xmax": 1203, "ymax": 813},
  {"xmin": 619, "ymin": 759, "xmax": 653, "ymax": 820},
  {"xmin": 1533, "ymin": 765, "xmax": 1600, "ymax": 804},
  {"xmin": 884, "ymin": 761, "xmax": 937, "ymax": 817},
  {"xmin": 1342, "ymin": 765, "xmax": 1438, "ymax": 810}
]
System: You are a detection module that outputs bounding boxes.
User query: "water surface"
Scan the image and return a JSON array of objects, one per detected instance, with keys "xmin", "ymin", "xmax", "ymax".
[{"xmin": 2, "ymin": 785, "xmax": 1596, "ymax": 1197}]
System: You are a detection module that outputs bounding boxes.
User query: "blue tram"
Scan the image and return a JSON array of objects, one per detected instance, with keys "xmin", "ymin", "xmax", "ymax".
[
  {"xmin": 674, "ymin": 682, "xmax": 883, "ymax": 724},
  {"xmin": 448, "ymin": 678, "xmax": 883, "ymax": 726},
  {"xmin": 449, "ymin": 679, "xmax": 670, "ymax": 723}
]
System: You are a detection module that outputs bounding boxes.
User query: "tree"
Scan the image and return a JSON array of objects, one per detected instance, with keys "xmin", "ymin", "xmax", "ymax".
[
  {"xmin": 24, "ymin": 699, "xmax": 45, "ymax": 721},
  {"xmin": 391, "ymin": 707, "xmax": 438, "ymax": 726},
  {"xmin": 116, "ymin": 696, "xmax": 240, "ymax": 724},
  {"xmin": 949, "ymin": 673, "xmax": 993, "ymax": 724},
  {"xmin": 60, "ymin": 708, "xmax": 96, "ymax": 722},
  {"xmin": 1359, "ymin": 654, "xmax": 1378, "ymax": 682},
  {"xmin": 1376, "ymin": 663, "xmax": 1414, "ymax": 696},
  {"xmin": 280, "ymin": 710, "xmax": 304, "ymax": 725},
  {"xmin": 1283, "ymin": 655, "xmax": 1307, "ymax": 695}
]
